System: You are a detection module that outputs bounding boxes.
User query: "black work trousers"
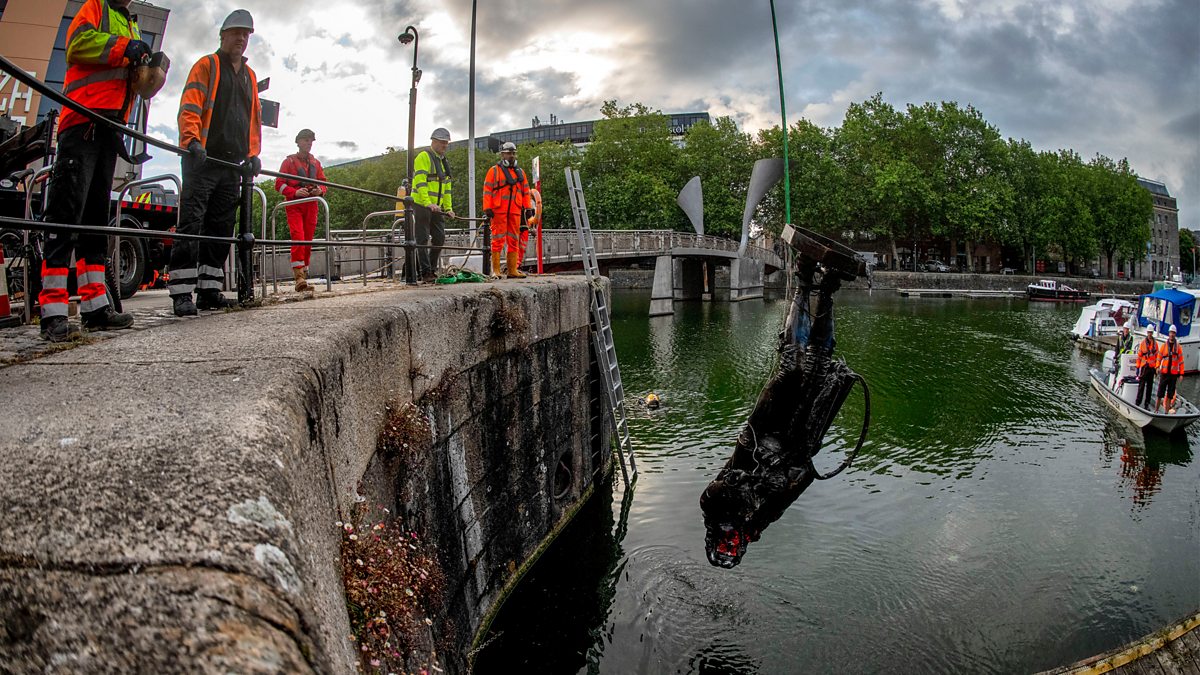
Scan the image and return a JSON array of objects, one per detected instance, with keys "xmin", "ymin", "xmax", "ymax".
[
  {"xmin": 42, "ymin": 123, "xmax": 119, "ymax": 277},
  {"xmin": 168, "ymin": 156, "xmax": 241, "ymax": 297},
  {"xmin": 413, "ymin": 204, "xmax": 445, "ymax": 277},
  {"xmin": 1136, "ymin": 369, "xmax": 1155, "ymax": 408},
  {"xmin": 1157, "ymin": 373, "xmax": 1179, "ymax": 406}
]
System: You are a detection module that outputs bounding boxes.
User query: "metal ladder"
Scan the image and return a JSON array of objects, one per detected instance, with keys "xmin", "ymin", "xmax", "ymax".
[{"xmin": 565, "ymin": 167, "xmax": 637, "ymax": 486}]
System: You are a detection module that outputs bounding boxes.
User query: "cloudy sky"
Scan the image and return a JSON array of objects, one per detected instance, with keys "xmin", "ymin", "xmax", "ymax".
[{"xmin": 140, "ymin": 0, "xmax": 1199, "ymax": 228}]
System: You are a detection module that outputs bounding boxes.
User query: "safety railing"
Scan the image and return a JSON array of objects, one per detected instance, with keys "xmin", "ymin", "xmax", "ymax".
[
  {"xmin": 16, "ymin": 165, "xmax": 53, "ymax": 322},
  {"xmin": 268, "ymin": 196, "xmax": 331, "ymax": 293},
  {"xmin": 0, "ymin": 55, "xmax": 505, "ymax": 322},
  {"xmin": 111, "ymin": 173, "xmax": 182, "ymax": 312}
]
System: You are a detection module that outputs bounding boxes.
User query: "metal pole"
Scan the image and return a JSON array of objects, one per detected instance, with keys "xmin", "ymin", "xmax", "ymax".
[
  {"xmin": 401, "ymin": 26, "xmax": 420, "ymax": 285},
  {"xmin": 769, "ymin": 0, "xmax": 791, "ymax": 226},
  {"xmin": 237, "ymin": 163, "xmax": 255, "ymax": 305},
  {"xmin": 468, "ymin": 0, "xmax": 478, "ymax": 237}
]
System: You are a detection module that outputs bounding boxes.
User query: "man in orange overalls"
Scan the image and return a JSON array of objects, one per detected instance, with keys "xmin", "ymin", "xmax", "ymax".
[{"xmin": 482, "ymin": 142, "xmax": 534, "ymax": 278}]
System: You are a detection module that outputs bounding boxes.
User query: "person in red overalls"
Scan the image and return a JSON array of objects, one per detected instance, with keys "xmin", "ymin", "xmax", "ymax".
[
  {"xmin": 482, "ymin": 142, "xmax": 534, "ymax": 278},
  {"xmin": 275, "ymin": 128, "xmax": 326, "ymax": 291}
]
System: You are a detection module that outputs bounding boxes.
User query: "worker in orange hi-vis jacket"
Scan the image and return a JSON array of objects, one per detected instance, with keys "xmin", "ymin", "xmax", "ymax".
[
  {"xmin": 275, "ymin": 128, "xmax": 326, "ymax": 292},
  {"xmin": 37, "ymin": 0, "xmax": 150, "ymax": 341},
  {"xmin": 482, "ymin": 142, "xmax": 534, "ymax": 278},
  {"xmin": 169, "ymin": 9, "xmax": 262, "ymax": 316}
]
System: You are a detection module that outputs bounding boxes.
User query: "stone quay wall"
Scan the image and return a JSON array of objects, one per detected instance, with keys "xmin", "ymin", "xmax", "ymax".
[{"xmin": 0, "ymin": 278, "xmax": 609, "ymax": 674}]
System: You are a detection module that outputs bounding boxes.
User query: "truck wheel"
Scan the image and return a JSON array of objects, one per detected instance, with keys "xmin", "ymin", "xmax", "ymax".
[{"xmin": 117, "ymin": 236, "xmax": 146, "ymax": 299}]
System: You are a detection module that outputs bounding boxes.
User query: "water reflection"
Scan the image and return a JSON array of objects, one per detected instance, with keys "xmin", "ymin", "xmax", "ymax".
[
  {"xmin": 472, "ymin": 480, "xmax": 628, "ymax": 674},
  {"xmin": 1100, "ymin": 422, "xmax": 1194, "ymax": 510},
  {"xmin": 685, "ymin": 642, "xmax": 760, "ymax": 675}
]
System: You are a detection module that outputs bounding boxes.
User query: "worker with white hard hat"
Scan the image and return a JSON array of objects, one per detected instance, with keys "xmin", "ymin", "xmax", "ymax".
[
  {"xmin": 1155, "ymin": 324, "xmax": 1184, "ymax": 412},
  {"xmin": 410, "ymin": 128, "xmax": 456, "ymax": 281},
  {"xmin": 170, "ymin": 9, "xmax": 263, "ymax": 316},
  {"xmin": 1135, "ymin": 326, "xmax": 1158, "ymax": 408}
]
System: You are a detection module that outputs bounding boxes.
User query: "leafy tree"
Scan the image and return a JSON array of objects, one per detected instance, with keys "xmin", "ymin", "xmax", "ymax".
[
  {"xmin": 579, "ymin": 100, "xmax": 686, "ymax": 230},
  {"xmin": 1087, "ymin": 154, "xmax": 1152, "ymax": 279},
  {"xmin": 1181, "ymin": 228, "xmax": 1197, "ymax": 280}
]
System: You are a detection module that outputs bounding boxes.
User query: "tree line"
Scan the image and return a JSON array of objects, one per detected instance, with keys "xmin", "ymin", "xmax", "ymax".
[{"xmin": 259, "ymin": 95, "xmax": 1154, "ymax": 276}]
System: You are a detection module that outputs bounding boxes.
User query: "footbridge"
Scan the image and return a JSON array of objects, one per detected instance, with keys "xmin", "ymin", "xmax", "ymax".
[{"xmin": 445, "ymin": 229, "xmax": 785, "ymax": 316}]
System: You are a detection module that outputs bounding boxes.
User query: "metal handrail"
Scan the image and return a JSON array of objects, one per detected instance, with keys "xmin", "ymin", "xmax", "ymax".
[
  {"xmin": 357, "ymin": 209, "xmax": 406, "ymax": 285},
  {"xmin": 112, "ymin": 174, "xmax": 182, "ymax": 311},
  {"xmin": 20, "ymin": 165, "xmax": 53, "ymax": 323},
  {"xmin": 270, "ymin": 196, "xmax": 331, "ymax": 292}
]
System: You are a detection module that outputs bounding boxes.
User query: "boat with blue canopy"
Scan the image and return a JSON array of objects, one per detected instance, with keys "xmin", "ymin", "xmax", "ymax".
[{"xmin": 1134, "ymin": 287, "xmax": 1200, "ymax": 374}]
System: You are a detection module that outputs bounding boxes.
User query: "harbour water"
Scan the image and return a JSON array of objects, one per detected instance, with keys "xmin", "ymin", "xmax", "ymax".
[{"xmin": 474, "ymin": 290, "xmax": 1200, "ymax": 674}]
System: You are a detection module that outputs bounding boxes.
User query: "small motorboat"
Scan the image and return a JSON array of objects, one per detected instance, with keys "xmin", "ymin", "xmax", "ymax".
[
  {"xmin": 1028, "ymin": 279, "xmax": 1089, "ymax": 302},
  {"xmin": 1070, "ymin": 298, "xmax": 1136, "ymax": 340},
  {"xmin": 1089, "ymin": 350, "xmax": 1200, "ymax": 433}
]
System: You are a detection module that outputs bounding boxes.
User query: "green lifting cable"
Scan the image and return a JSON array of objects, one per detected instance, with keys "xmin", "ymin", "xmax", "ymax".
[{"xmin": 770, "ymin": 0, "xmax": 791, "ymax": 225}]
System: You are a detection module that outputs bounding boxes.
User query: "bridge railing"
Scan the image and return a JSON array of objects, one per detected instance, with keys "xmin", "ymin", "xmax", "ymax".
[{"xmin": 443, "ymin": 229, "xmax": 783, "ymax": 269}]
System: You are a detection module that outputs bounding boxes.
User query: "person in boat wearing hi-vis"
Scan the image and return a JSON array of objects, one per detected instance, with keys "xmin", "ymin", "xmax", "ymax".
[
  {"xmin": 1135, "ymin": 327, "xmax": 1158, "ymax": 408},
  {"xmin": 1116, "ymin": 325, "xmax": 1134, "ymax": 355},
  {"xmin": 1155, "ymin": 324, "xmax": 1185, "ymax": 413}
]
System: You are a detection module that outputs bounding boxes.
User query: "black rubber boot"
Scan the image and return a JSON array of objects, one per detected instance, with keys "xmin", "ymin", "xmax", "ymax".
[
  {"xmin": 39, "ymin": 316, "xmax": 80, "ymax": 343},
  {"xmin": 196, "ymin": 290, "xmax": 236, "ymax": 311},
  {"xmin": 173, "ymin": 293, "xmax": 198, "ymax": 317},
  {"xmin": 81, "ymin": 306, "xmax": 134, "ymax": 331}
]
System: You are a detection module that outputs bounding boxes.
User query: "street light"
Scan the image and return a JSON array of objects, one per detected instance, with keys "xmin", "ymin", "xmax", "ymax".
[{"xmin": 398, "ymin": 25, "xmax": 420, "ymax": 284}]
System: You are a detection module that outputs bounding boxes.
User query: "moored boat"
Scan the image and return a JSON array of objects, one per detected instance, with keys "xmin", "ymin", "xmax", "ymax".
[
  {"xmin": 1028, "ymin": 279, "xmax": 1089, "ymax": 302},
  {"xmin": 1088, "ymin": 350, "xmax": 1200, "ymax": 433},
  {"xmin": 1070, "ymin": 298, "xmax": 1136, "ymax": 341}
]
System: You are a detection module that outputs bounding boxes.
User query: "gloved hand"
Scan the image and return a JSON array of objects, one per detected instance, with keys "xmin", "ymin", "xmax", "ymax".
[
  {"xmin": 187, "ymin": 140, "xmax": 207, "ymax": 164},
  {"xmin": 524, "ymin": 208, "xmax": 536, "ymax": 220},
  {"xmin": 125, "ymin": 40, "xmax": 151, "ymax": 65},
  {"xmin": 247, "ymin": 156, "xmax": 261, "ymax": 176},
  {"xmin": 483, "ymin": 208, "xmax": 494, "ymax": 219}
]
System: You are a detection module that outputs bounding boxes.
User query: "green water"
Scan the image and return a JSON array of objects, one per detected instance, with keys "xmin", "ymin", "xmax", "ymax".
[{"xmin": 474, "ymin": 290, "xmax": 1200, "ymax": 674}]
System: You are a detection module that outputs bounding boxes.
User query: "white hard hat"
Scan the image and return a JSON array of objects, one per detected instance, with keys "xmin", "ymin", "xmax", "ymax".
[
  {"xmin": 221, "ymin": 9, "xmax": 254, "ymax": 33},
  {"xmin": 430, "ymin": 127, "xmax": 451, "ymax": 142},
  {"xmin": 1169, "ymin": 324, "xmax": 1177, "ymax": 333},
  {"xmin": 500, "ymin": 141, "xmax": 517, "ymax": 153}
]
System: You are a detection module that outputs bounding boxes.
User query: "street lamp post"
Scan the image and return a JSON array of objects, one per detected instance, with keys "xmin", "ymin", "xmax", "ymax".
[
  {"xmin": 468, "ymin": 1, "xmax": 478, "ymax": 236},
  {"xmin": 399, "ymin": 26, "xmax": 421, "ymax": 284}
]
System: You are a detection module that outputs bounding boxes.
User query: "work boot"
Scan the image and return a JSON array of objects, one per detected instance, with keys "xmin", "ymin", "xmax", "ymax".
[
  {"xmin": 491, "ymin": 251, "xmax": 501, "ymax": 276},
  {"xmin": 81, "ymin": 305, "xmax": 134, "ymax": 331},
  {"xmin": 506, "ymin": 251, "xmax": 527, "ymax": 279},
  {"xmin": 293, "ymin": 266, "xmax": 311, "ymax": 292},
  {"xmin": 172, "ymin": 293, "xmax": 198, "ymax": 317},
  {"xmin": 39, "ymin": 315, "xmax": 80, "ymax": 343},
  {"xmin": 196, "ymin": 290, "xmax": 236, "ymax": 311}
]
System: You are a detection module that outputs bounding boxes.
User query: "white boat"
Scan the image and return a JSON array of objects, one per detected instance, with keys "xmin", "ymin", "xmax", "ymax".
[
  {"xmin": 1070, "ymin": 298, "xmax": 1136, "ymax": 340},
  {"xmin": 1089, "ymin": 350, "xmax": 1200, "ymax": 433},
  {"xmin": 1131, "ymin": 287, "xmax": 1200, "ymax": 374}
]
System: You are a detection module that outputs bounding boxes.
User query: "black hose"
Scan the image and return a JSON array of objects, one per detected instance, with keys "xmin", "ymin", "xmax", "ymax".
[{"xmin": 812, "ymin": 372, "xmax": 871, "ymax": 480}]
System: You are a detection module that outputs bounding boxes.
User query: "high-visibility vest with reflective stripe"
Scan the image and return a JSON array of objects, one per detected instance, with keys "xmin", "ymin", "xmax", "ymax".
[
  {"xmin": 59, "ymin": 0, "xmax": 140, "ymax": 132},
  {"xmin": 1158, "ymin": 340, "xmax": 1184, "ymax": 375},
  {"xmin": 1136, "ymin": 338, "xmax": 1159, "ymax": 369},
  {"xmin": 177, "ymin": 53, "xmax": 262, "ymax": 157},
  {"xmin": 482, "ymin": 163, "xmax": 532, "ymax": 215},
  {"xmin": 412, "ymin": 149, "xmax": 452, "ymax": 210}
]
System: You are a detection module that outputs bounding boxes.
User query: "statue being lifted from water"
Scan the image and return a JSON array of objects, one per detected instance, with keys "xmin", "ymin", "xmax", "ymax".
[{"xmin": 700, "ymin": 225, "xmax": 871, "ymax": 568}]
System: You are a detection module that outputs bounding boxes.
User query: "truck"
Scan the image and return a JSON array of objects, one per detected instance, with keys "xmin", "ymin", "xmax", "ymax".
[{"xmin": 1, "ymin": 110, "xmax": 179, "ymax": 315}]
